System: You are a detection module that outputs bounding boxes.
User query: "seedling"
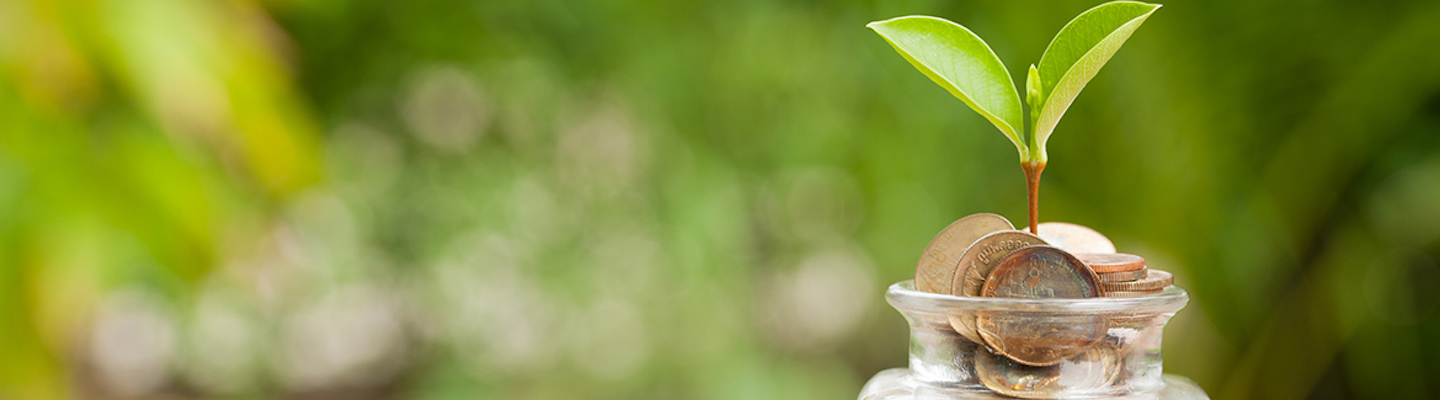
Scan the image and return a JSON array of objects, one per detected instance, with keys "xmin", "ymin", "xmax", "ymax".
[{"xmin": 868, "ymin": 1, "xmax": 1160, "ymax": 233}]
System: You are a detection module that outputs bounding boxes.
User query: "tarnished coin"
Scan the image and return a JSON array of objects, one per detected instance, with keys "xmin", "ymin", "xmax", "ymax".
[
  {"xmin": 1030, "ymin": 222, "xmax": 1116, "ymax": 254},
  {"xmin": 1101, "ymin": 331, "xmax": 1139, "ymax": 351},
  {"xmin": 976, "ymin": 246, "xmax": 1107, "ymax": 366},
  {"xmin": 947, "ymin": 230, "xmax": 1048, "ymax": 343},
  {"xmin": 975, "ymin": 345, "xmax": 1122, "ymax": 399},
  {"xmin": 952, "ymin": 231, "xmax": 1051, "ymax": 297},
  {"xmin": 980, "ymin": 246, "xmax": 1104, "ymax": 299},
  {"xmin": 1101, "ymin": 269, "xmax": 1173, "ymax": 292},
  {"xmin": 915, "ymin": 213, "xmax": 1014, "ymax": 294},
  {"xmin": 1106, "ymin": 313, "xmax": 1159, "ymax": 329},
  {"xmin": 1097, "ymin": 267, "xmax": 1148, "ymax": 283},
  {"xmin": 1103, "ymin": 289, "xmax": 1165, "ymax": 298},
  {"xmin": 1075, "ymin": 252, "xmax": 1146, "ymax": 273}
]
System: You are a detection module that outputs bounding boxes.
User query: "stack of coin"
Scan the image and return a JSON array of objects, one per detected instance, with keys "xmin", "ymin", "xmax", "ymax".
[
  {"xmin": 912, "ymin": 214, "xmax": 1179, "ymax": 398},
  {"xmin": 914, "ymin": 214, "xmax": 1177, "ymax": 301},
  {"xmin": 1073, "ymin": 253, "xmax": 1174, "ymax": 296}
]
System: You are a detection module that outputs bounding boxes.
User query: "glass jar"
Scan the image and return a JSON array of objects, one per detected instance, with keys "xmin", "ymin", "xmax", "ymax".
[{"xmin": 858, "ymin": 281, "xmax": 1209, "ymax": 400}]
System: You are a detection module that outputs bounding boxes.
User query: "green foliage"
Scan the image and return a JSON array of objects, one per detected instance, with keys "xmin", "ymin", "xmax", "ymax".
[{"xmin": 869, "ymin": 1, "xmax": 1160, "ymax": 163}]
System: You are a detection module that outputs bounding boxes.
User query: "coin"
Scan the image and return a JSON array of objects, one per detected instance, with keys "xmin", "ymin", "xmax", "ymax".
[
  {"xmin": 975, "ymin": 345, "xmax": 1122, "ymax": 399},
  {"xmin": 1101, "ymin": 269, "xmax": 1173, "ymax": 292},
  {"xmin": 1029, "ymin": 222, "xmax": 1116, "ymax": 254},
  {"xmin": 947, "ymin": 230, "xmax": 1048, "ymax": 343},
  {"xmin": 1097, "ymin": 267, "xmax": 1148, "ymax": 282},
  {"xmin": 979, "ymin": 246, "xmax": 1104, "ymax": 299},
  {"xmin": 1075, "ymin": 252, "xmax": 1145, "ymax": 273},
  {"xmin": 915, "ymin": 213, "xmax": 1014, "ymax": 294},
  {"xmin": 1103, "ymin": 289, "xmax": 1164, "ymax": 298},
  {"xmin": 952, "ymin": 231, "xmax": 1051, "ymax": 297},
  {"xmin": 975, "ymin": 246, "xmax": 1107, "ymax": 366},
  {"xmin": 1106, "ymin": 313, "xmax": 1158, "ymax": 329},
  {"xmin": 1101, "ymin": 331, "xmax": 1138, "ymax": 350}
]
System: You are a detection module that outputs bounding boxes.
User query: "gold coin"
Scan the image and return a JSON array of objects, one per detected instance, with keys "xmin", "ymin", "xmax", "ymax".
[
  {"xmin": 1101, "ymin": 269, "xmax": 1173, "ymax": 292},
  {"xmin": 1097, "ymin": 267, "xmax": 1148, "ymax": 282},
  {"xmin": 975, "ymin": 345, "xmax": 1122, "ymax": 399},
  {"xmin": 1075, "ymin": 252, "xmax": 1146, "ymax": 273},
  {"xmin": 914, "ymin": 213, "xmax": 1014, "ymax": 294},
  {"xmin": 1029, "ymin": 222, "xmax": 1116, "ymax": 254},
  {"xmin": 976, "ymin": 246, "xmax": 1106, "ymax": 366},
  {"xmin": 947, "ymin": 230, "xmax": 1048, "ymax": 343}
]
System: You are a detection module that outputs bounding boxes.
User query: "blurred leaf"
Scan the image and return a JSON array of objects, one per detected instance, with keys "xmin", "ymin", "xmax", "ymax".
[
  {"xmin": 867, "ymin": 16, "xmax": 1026, "ymax": 160},
  {"xmin": 1033, "ymin": 1, "xmax": 1160, "ymax": 162}
]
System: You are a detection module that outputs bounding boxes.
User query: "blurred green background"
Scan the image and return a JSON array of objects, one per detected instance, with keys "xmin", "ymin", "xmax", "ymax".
[{"xmin": 3, "ymin": 0, "xmax": 1440, "ymax": 399}]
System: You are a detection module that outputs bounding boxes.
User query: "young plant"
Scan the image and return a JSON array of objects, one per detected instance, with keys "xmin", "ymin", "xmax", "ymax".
[{"xmin": 868, "ymin": 1, "xmax": 1160, "ymax": 233}]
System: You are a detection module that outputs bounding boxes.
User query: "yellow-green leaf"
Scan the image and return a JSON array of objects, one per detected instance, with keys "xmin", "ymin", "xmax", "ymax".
[
  {"xmin": 1032, "ymin": 1, "xmax": 1160, "ymax": 162},
  {"xmin": 868, "ymin": 16, "xmax": 1026, "ymax": 158}
]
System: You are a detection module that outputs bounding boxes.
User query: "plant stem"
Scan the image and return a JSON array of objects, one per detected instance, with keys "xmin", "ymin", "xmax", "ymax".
[{"xmin": 1022, "ymin": 161, "xmax": 1045, "ymax": 234}]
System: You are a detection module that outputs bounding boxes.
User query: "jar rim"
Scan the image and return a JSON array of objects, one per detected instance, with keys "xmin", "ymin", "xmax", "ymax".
[{"xmin": 886, "ymin": 280, "xmax": 1188, "ymax": 314}]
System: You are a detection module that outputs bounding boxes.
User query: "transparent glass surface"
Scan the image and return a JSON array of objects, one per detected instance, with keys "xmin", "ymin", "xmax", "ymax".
[{"xmin": 859, "ymin": 281, "xmax": 1209, "ymax": 400}]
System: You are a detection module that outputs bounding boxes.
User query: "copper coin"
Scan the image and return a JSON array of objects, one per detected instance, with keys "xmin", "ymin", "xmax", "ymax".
[
  {"xmin": 1029, "ymin": 222, "xmax": 1116, "ymax": 254},
  {"xmin": 946, "ymin": 230, "xmax": 1048, "ymax": 343},
  {"xmin": 952, "ymin": 231, "xmax": 1051, "ymax": 297},
  {"xmin": 914, "ymin": 213, "xmax": 1014, "ymax": 294},
  {"xmin": 1103, "ymin": 289, "xmax": 1165, "ymax": 298},
  {"xmin": 1075, "ymin": 252, "xmax": 1146, "ymax": 273},
  {"xmin": 975, "ymin": 345, "xmax": 1122, "ymax": 399},
  {"xmin": 976, "ymin": 246, "xmax": 1106, "ymax": 366},
  {"xmin": 1097, "ymin": 267, "xmax": 1148, "ymax": 282},
  {"xmin": 1101, "ymin": 269, "xmax": 1173, "ymax": 292},
  {"xmin": 1106, "ymin": 313, "xmax": 1159, "ymax": 329}
]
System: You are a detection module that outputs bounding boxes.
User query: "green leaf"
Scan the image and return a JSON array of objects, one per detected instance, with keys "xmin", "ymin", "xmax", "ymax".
[
  {"xmin": 1032, "ymin": 1, "xmax": 1160, "ymax": 162},
  {"xmin": 868, "ymin": 16, "xmax": 1026, "ymax": 159},
  {"xmin": 1025, "ymin": 64, "xmax": 1042, "ymax": 142}
]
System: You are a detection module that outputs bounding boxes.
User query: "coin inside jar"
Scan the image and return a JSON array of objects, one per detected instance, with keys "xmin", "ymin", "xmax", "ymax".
[
  {"xmin": 1097, "ymin": 267, "xmax": 1148, "ymax": 282},
  {"xmin": 947, "ymin": 230, "xmax": 1049, "ymax": 343},
  {"xmin": 952, "ymin": 231, "xmax": 1051, "ymax": 298},
  {"xmin": 914, "ymin": 213, "xmax": 1014, "ymax": 294},
  {"xmin": 1028, "ymin": 222, "xmax": 1116, "ymax": 254},
  {"xmin": 976, "ymin": 246, "xmax": 1106, "ymax": 366},
  {"xmin": 975, "ymin": 345, "xmax": 1122, "ymax": 399},
  {"xmin": 1100, "ymin": 269, "xmax": 1173, "ymax": 292},
  {"xmin": 1103, "ymin": 289, "xmax": 1165, "ymax": 298},
  {"xmin": 1075, "ymin": 252, "xmax": 1145, "ymax": 273}
]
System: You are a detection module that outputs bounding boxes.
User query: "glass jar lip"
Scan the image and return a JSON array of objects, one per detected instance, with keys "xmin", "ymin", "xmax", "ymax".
[{"xmin": 886, "ymin": 280, "xmax": 1188, "ymax": 313}]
